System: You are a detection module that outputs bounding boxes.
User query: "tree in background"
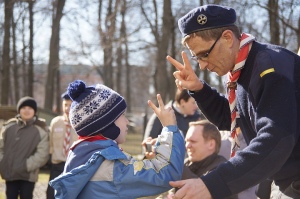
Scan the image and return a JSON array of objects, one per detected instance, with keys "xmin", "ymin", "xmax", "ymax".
[
  {"xmin": 44, "ymin": 0, "xmax": 66, "ymax": 111},
  {"xmin": 1, "ymin": 0, "xmax": 14, "ymax": 105},
  {"xmin": 140, "ymin": 0, "xmax": 174, "ymax": 102},
  {"xmin": 0, "ymin": 0, "xmax": 299, "ymax": 113},
  {"xmin": 28, "ymin": 0, "xmax": 34, "ymax": 97},
  {"xmin": 97, "ymin": 0, "xmax": 120, "ymax": 89}
]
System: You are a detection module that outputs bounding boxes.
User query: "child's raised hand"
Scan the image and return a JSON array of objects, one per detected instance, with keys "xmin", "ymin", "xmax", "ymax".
[{"xmin": 148, "ymin": 94, "xmax": 177, "ymax": 127}]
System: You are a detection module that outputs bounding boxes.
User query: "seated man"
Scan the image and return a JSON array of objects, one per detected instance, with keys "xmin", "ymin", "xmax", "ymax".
[
  {"xmin": 182, "ymin": 120, "xmax": 228, "ymax": 180},
  {"xmin": 162, "ymin": 120, "xmax": 236, "ymax": 199},
  {"xmin": 147, "ymin": 120, "xmax": 237, "ymax": 199}
]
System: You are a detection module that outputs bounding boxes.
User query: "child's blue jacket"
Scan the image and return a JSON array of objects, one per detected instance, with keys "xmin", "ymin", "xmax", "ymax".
[{"xmin": 49, "ymin": 125, "xmax": 185, "ymax": 199}]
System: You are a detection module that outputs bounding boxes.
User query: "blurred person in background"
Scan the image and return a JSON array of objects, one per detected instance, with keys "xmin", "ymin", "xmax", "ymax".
[
  {"xmin": 46, "ymin": 92, "xmax": 78, "ymax": 199},
  {"xmin": 0, "ymin": 96, "xmax": 49, "ymax": 199}
]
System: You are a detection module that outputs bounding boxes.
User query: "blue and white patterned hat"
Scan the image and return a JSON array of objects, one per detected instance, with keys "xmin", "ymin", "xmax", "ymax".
[{"xmin": 67, "ymin": 80, "xmax": 127, "ymax": 139}]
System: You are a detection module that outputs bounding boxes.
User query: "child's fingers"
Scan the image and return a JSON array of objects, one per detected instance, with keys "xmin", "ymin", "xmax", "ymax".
[
  {"xmin": 147, "ymin": 100, "xmax": 158, "ymax": 112},
  {"xmin": 156, "ymin": 94, "xmax": 165, "ymax": 109}
]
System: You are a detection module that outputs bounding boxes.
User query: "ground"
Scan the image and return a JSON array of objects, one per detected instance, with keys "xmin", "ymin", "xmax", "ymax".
[{"xmin": 0, "ymin": 132, "xmax": 143, "ymax": 199}]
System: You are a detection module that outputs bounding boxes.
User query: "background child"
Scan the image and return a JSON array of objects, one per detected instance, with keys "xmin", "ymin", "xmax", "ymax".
[
  {"xmin": 0, "ymin": 96, "xmax": 49, "ymax": 199},
  {"xmin": 46, "ymin": 92, "xmax": 78, "ymax": 199}
]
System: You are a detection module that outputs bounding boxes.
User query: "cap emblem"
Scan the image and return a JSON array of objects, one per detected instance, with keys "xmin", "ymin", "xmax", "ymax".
[{"xmin": 197, "ymin": 14, "xmax": 207, "ymax": 25}]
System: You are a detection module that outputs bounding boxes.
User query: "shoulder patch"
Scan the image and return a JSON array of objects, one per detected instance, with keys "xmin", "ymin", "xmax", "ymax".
[
  {"xmin": 133, "ymin": 161, "xmax": 144, "ymax": 175},
  {"xmin": 260, "ymin": 68, "xmax": 275, "ymax": 78}
]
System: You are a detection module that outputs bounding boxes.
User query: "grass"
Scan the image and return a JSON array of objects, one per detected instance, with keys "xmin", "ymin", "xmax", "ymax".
[
  {"xmin": 0, "ymin": 132, "xmax": 144, "ymax": 198},
  {"xmin": 121, "ymin": 132, "xmax": 144, "ymax": 155}
]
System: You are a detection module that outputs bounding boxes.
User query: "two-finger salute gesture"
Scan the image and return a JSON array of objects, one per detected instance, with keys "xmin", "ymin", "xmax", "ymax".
[
  {"xmin": 167, "ymin": 51, "xmax": 203, "ymax": 92},
  {"xmin": 148, "ymin": 94, "xmax": 176, "ymax": 127}
]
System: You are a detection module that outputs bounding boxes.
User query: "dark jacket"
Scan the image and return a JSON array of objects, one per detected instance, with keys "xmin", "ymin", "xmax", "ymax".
[
  {"xmin": 190, "ymin": 41, "xmax": 300, "ymax": 198},
  {"xmin": 182, "ymin": 153, "xmax": 227, "ymax": 180},
  {"xmin": 181, "ymin": 154, "xmax": 238, "ymax": 199},
  {"xmin": 0, "ymin": 116, "xmax": 49, "ymax": 182}
]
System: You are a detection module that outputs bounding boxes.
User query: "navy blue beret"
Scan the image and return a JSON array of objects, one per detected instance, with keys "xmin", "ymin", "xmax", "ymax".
[{"xmin": 178, "ymin": 4, "xmax": 236, "ymax": 37}]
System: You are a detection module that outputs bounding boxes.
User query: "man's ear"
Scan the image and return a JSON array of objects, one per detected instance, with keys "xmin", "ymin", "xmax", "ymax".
[
  {"xmin": 179, "ymin": 98, "xmax": 186, "ymax": 105},
  {"xmin": 222, "ymin": 30, "xmax": 234, "ymax": 47},
  {"xmin": 208, "ymin": 139, "xmax": 216, "ymax": 151}
]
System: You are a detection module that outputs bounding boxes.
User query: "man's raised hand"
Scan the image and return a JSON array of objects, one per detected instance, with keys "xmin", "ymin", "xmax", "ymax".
[{"xmin": 167, "ymin": 51, "xmax": 203, "ymax": 92}]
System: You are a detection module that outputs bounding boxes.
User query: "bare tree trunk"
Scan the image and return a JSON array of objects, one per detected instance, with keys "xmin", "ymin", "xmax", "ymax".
[
  {"xmin": 1, "ymin": 0, "xmax": 14, "ymax": 105},
  {"xmin": 55, "ymin": 69, "xmax": 61, "ymax": 113},
  {"xmin": 125, "ymin": 43, "xmax": 131, "ymax": 113},
  {"xmin": 268, "ymin": 0, "xmax": 280, "ymax": 45},
  {"xmin": 140, "ymin": 0, "xmax": 173, "ymax": 101},
  {"xmin": 120, "ymin": 1, "xmax": 131, "ymax": 113},
  {"xmin": 44, "ymin": 0, "xmax": 66, "ymax": 111},
  {"xmin": 116, "ymin": 45, "xmax": 122, "ymax": 93},
  {"xmin": 28, "ymin": 0, "xmax": 34, "ymax": 96},
  {"xmin": 12, "ymin": 9, "xmax": 18, "ymax": 104},
  {"xmin": 154, "ymin": 0, "xmax": 173, "ymax": 101},
  {"xmin": 98, "ymin": 0, "xmax": 120, "ymax": 88},
  {"xmin": 21, "ymin": 16, "xmax": 27, "ymax": 97},
  {"xmin": 169, "ymin": 7, "xmax": 176, "ymax": 100}
]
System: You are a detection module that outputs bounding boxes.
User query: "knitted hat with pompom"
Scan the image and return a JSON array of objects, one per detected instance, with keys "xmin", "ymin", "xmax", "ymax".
[{"xmin": 67, "ymin": 80, "xmax": 127, "ymax": 139}]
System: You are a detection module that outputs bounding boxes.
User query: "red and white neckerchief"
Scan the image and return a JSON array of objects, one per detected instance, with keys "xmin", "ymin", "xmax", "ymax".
[
  {"xmin": 227, "ymin": 33, "xmax": 255, "ymax": 157},
  {"xmin": 63, "ymin": 119, "xmax": 71, "ymax": 157}
]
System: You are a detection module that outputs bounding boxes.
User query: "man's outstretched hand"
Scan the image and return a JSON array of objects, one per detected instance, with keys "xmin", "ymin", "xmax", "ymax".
[{"xmin": 169, "ymin": 178, "xmax": 212, "ymax": 199}]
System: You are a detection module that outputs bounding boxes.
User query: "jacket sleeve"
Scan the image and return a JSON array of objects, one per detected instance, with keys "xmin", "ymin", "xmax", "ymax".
[
  {"xmin": 26, "ymin": 126, "xmax": 49, "ymax": 172},
  {"xmin": 0, "ymin": 122, "xmax": 15, "ymax": 162},
  {"xmin": 49, "ymin": 118, "xmax": 55, "ymax": 155},
  {"xmin": 0, "ymin": 126, "xmax": 5, "ymax": 162},
  {"xmin": 190, "ymin": 82, "xmax": 231, "ymax": 131},
  {"xmin": 181, "ymin": 165, "xmax": 198, "ymax": 180},
  {"xmin": 116, "ymin": 125, "xmax": 185, "ymax": 198}
]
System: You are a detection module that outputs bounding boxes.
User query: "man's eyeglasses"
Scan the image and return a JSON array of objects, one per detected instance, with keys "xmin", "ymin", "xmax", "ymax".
[{"xmin": 191, "ymin": 34, "xmax": 222, "ymax": 62}]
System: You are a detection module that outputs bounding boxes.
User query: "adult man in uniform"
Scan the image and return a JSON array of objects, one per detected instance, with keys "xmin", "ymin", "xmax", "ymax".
[{"xmin": 167, "ymin": 4, "xmax": 300, "ymax": 199}]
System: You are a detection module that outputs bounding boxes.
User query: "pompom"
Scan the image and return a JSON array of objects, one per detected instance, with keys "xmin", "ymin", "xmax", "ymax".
[{"xmin": 67, "ymin": 80, "xmax": 86, "ymax": 101}]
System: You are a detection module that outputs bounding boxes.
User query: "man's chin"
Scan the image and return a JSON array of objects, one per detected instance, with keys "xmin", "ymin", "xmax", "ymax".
[{"xmin": 187, "ymin": 156, "xmax": 194, "ymax": 162}]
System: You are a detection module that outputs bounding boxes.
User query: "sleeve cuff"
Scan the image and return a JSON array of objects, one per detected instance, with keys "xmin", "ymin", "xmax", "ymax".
[
  {"xmin": 200, "ymin": 169, "xmax": 232, "ymax": 199},
  {"xmin": 163, "ymin": 125, "xmax": 179, "ymax": 133}
]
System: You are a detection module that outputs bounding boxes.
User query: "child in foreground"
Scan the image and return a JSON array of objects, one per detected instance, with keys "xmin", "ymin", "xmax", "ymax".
[{"xmin": 49, "ymin": 80, "xmax": 185, "ymax": 199}]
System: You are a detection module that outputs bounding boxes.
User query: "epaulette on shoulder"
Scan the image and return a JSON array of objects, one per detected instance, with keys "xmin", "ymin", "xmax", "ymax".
[
  {"xmin": 3, "ymin": 118, "xmax": 18, "ymax": 126},
  {"xmin": 34, "ymin": 118, "xmax": 48, "ymax": 132}
]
